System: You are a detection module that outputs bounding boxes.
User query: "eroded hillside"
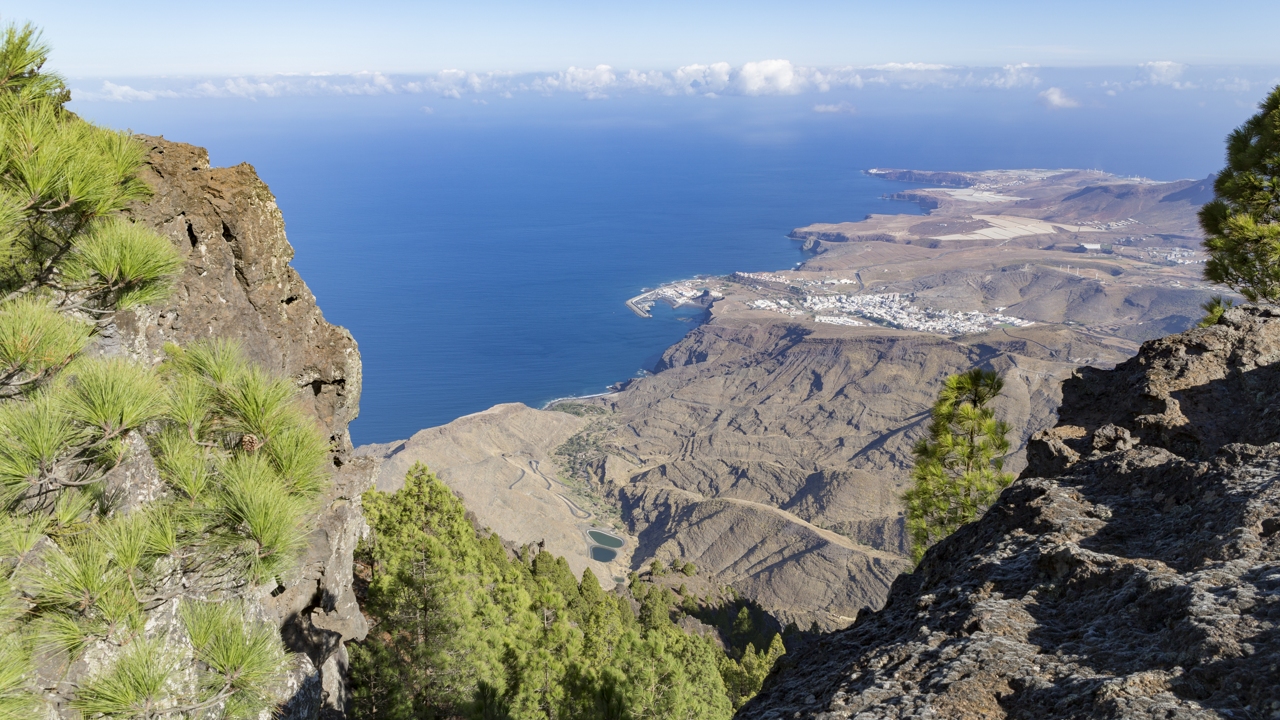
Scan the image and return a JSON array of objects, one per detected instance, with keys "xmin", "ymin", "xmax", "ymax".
[
  {"xmin": 740, "ymin": 306, "xmax": 1280, "ymax": 719},
  {"xmin": 363, "ymin": 168, "xmax": 1217, "ymax": 630}
]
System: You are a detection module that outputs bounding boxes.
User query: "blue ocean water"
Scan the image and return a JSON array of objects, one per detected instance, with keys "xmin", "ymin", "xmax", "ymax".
[{"xmin": 73, "ymin": 86, "xmax": 1257, "ymax": 443}]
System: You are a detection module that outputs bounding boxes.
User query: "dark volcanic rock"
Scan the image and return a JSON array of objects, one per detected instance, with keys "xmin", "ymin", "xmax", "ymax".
[
  {"xmin": 105, "ymin": 137, "xmax": 371, "ymax": 719},
  {"xmin": 739, "ymin": 306, "xmax": 1280, "ymax": 719}
]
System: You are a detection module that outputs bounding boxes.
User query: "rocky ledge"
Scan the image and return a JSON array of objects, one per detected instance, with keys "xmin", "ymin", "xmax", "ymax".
[
  {"xmin": 105, "ymin": 138, "xmax": 372, "ymax": 719},
  {"xmin": 739, "ymin": 306, "xmax": 1280, "ymax": 719}
]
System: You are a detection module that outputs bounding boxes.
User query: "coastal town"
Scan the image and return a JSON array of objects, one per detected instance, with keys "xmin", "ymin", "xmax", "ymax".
[
  {"xmin": 629, "ymin": 274, "xmax": 1037, "ymax": 337},
  {"xmin": 625, "ymin": 278, "xmax": 722, "ymax": 317}
]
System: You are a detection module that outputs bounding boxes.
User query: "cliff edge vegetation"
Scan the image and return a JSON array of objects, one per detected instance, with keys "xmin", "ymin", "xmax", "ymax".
[{"xmin": 0, "ymin": 24, "xmax": 370, "ymax": 719}]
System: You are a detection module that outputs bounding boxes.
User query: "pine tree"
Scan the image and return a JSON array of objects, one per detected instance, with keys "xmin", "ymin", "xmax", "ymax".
[
  {"xmin": 351, "ymin": 463, "xmax": 753, "ymax": 720},
  {"xmin": 903, "ymin": 367, "xmax": 1013, "ymax": 563},
  {"xmin": 1202, "ymin": 85, "xmax": 1280, "ymax": 302},
  {"xmin": 0, "ymin": 22, "xmax": 328, "ymax": 717}
]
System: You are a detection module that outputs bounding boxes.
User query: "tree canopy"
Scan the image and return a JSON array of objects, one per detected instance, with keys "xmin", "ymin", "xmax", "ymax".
[
  {"xmin": 903, "ymin": 368, "xmax": 1013, "ymax": 563},
  {"xmin": 350, "ymin": 463, "xmax": 789, "ymax": 720},
  {"xmin": 1202, "ymin": 85, "xmax": 1280, "ymax": 303}
]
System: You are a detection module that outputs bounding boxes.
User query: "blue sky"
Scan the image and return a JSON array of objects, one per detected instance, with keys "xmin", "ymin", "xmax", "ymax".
[{"xmin": 8, "ymin": 0, "xmax": 1280, "ymax": 76}]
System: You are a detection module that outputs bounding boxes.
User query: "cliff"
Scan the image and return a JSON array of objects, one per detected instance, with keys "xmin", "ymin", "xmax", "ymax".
[
  {"xmin": 92, "ymin": 137, "xmax": 371, "ymax": 719},
  {"xmin": 739, "ymin": 306, "xmax": 1280, "ymax": 719}
]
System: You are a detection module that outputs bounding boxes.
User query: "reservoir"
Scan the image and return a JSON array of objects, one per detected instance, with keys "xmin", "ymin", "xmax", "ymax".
[
  {"xmin": 590, "ymin": 546, "xmax": 618, "ymax": 562},
  {"xmin": 588, "ymin": 530, "xmax": 624, "ymax": 549}
]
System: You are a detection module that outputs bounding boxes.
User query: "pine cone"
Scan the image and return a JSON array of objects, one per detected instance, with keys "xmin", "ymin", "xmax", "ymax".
[{"xmin": 240, "ymin": 433, "xmax": 261, "ymax": 453}]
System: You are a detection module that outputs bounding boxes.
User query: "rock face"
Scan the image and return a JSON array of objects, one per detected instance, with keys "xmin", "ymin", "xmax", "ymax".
[
  {"xmin": 739, "ymin": 306, "xmax": 1280, "ymax": 719},
  {"xmin": 104, "ymin": 137, "xmax": 371, "ymax": 719}
]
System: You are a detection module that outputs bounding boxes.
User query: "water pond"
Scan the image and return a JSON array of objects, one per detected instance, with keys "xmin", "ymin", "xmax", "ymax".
[
  {"xmin": 588, "ymin": 530, "xmax": 624, "ymax": 549},
  {"xmin": 590, "ymin": 546, "xmax": 618, "ymax": 562}
]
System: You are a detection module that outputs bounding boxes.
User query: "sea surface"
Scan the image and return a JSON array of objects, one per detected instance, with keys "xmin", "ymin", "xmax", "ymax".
[{"xmin": 73, "ymin": 85, "xmax": 1258, "ymax": 443}]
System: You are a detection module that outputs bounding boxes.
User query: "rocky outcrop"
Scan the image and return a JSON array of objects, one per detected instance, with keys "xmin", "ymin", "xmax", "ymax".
[
  {"xmin": 592, "ymin": 318, "xmax": 1120, "ymax": 630},
  {"xmin": 100, "ymin": 137, "xmax": 371, "ymax": 718},
  {"xmin": 739, "ymin": 306, "xmax": 1280, "ymax": 719}
]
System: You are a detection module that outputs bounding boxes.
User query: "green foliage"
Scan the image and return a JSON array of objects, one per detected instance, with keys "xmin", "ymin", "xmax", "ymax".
[
  {"xmin": 718, "ymin": 634, "xmax": 785, "ymax": 711},
  {"xmin": 0, "ymin": 296, "xmax": 90, "ymax": 392},
  {"xmin": 904, "ymin": 368, "xmax": 1014, "ymax": 563},
  {"xmin": 61, "ymin": 357, "xmax": 167, "ymax": 439},
  {"xmin": 680, "ymin": 562, "xmax": 696, "ymax": 577},
  {"xmin": 212, "ymin": 454, "xmax": 312, "ymax": 584},
  {"xmin": 63, "ymin": 217, "xmax": 183, "ymax": 309},
  {"xmin": 1202, "ymin": 85, "xmax": 1280, "ymax": 302},
  {"xmin": 0, "ymin": 632, "xmax": 34, "ymax": 720},
  {"xmin": 0, "ymin": 23, "xmax": 69, "ymax": 106},
  {"xmin": 1198, "ymin": 294, "xmax": 1237, "ymax": 327},
  {"xmin": 350, "ymin": 463, "xmax": 773, "ymax": 720},
  {"xmin": 0, "ymin": 24, "xmax": 317, "ymax": 718},
  {"xmin": 181, "ymin": 600, "xmax": 289, "ymax": 718},
  {"xmin": 70, "ymin": 641, "xmax": 171, "ymax": 718}
]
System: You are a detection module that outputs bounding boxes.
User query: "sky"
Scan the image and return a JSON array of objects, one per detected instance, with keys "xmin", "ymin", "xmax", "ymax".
[{"xmin": 8, "ymin": 0, "xmax": 1280, "ymax": 77}]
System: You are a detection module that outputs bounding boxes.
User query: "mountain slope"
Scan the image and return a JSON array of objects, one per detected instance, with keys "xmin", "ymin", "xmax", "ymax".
[{"xmin": 739, "ymin": 306, "xmax": 1280, "ymax": 719}]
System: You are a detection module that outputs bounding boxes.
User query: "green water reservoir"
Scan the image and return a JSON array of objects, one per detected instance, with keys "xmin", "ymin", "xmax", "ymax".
[
  {"xmin": 588, "ymin": 530, "xmax": 624, "ymax": 549},
  {"xmin": 590, "ymin": 546, "xmax": 618, "ymax": 562}
]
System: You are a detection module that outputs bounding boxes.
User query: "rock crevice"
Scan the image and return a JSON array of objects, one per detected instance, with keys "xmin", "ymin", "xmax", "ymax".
[{"xmin": 96, "ymin": 137, "xmax": 372, "ymax": 719}]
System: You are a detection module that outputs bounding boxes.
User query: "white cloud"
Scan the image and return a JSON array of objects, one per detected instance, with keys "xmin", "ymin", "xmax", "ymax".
[
  {"xmin": 809, "ymin": 67, "xmax": 863, "ymax": 91},
  {"xmin": 984, "ymin": 63, "xmax": 1040, "ymax": 89},
  {"xmin": 1141, "ymin": 61, "xmax": 1185, "ymax": 85},
  {"xmin": 866, "ymin": 62, "xmax": 950, "ymax": 72},
  {"xmin": 1039, "ymin": 87, "xmax": 1079, "ymax": 108},
  {"xmin": 89, "ymin": 81, "xmax": 158, "ymax": 102},
  {"xmin": 534, "ymin": 65, "xmax": 617, "ymax": 94},
  {"xmin": 1219, "ymin": 77, "xmax": 1252, "ymax": 93},
  {"xmin": 669, "ymin": 62, "xmax": 732, "ymax": 95},
  {"xmin": 71, "ymin": 61, "xmax": 1136, "ymax": 103},
  {"xmin": 1136, "ymin": 61, "xmax": 1196, "ymax": 90},
  {"xmin": 813, "ymin": 102, "xmax": 856, "ymax": 114},
  {"xmin": 421, "ymin": 106, "xmax": 434, "ymax": 114},
  {"xmin": 737, "ymin": 59, "xmax": 804, "ymax": 95}
]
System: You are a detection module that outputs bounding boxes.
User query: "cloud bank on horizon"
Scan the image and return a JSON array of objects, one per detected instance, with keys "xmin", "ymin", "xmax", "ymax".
[{"xmin": 73, "ymin": 59, "xmax": 1278, "ymax": 105}]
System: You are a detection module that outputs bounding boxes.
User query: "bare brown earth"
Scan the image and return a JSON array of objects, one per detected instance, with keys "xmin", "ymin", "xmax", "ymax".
[{"xmin": 365, "ymin": 168, "xmax": 1224, "ymax": 630}]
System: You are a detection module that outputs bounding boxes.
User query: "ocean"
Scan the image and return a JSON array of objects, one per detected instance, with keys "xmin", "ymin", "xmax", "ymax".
[{"xmin": 72, "ymin": 79, "xmax": 1262, "ymax": 443}]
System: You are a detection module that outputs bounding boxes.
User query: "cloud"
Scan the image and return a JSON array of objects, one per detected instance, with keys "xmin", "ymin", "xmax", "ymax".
[
  {"xmin": 1141, "ymin": 61, "xmax": 1185, "ymax": 85},
  {"xmin": 737, "ymin": 59, "xmax": 804, "ymax": 95},
  {"xmin": 809, "ymin": 67, "xmax": 863, "ymax": 91},
  {"xmin": 89, "ymin": 81, "xmax": 158, "ymax": 102},
  {"xmin": 1137, "ymin": 61, "xmax": 1196, "ymax": 90},
  {"xmin": 421, "ymin": 106, "xmax": 434, "ymax": 114},
  {"xmin": 813, "ymin": 102, "xmax": 856, "ymax": 114},
  {"xmin": 669, "ymin": 62, "xmax": 732, "ymax": 95},
  {"xmin": 71, "ymin": 61, "xmax": 1138, "ymax": 103},
  {"xmin": 866, "ymin": 63, "xmax": 950, "ymax": 72},
  {"xmin": 533, "ymin": 65, "xmax": 617, "ymax": 94},
  {"xmin": 1039, "ymin": 87, "xmax": 1078, "ymax": 108},
  {"xmin": 984, "ymin": 63, "xmax": 1040, "ymax": 89}
]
